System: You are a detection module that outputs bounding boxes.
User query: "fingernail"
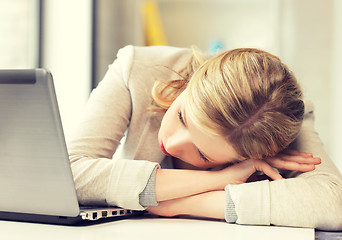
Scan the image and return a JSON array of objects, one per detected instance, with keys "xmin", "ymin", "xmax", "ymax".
[{"xmin": 305, "ymin": 164, "xmax": 315, "ymax": 171}]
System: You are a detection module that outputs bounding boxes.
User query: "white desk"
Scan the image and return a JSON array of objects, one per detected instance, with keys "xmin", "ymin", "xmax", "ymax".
[{"xmin": 0, "ymin": 215, "xmax": 314, "ymax": 240}]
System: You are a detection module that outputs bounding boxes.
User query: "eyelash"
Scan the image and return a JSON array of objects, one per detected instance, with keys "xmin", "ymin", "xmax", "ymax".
[
  {"xmin": 199, "ymin": 150, "xmax": 210, "ymax": 162},
  {"xmin": 178, "ymin": 111, "xmax": 209, "ymax": 163},
  {"xmin": 178, "ymin": 111, "xmax": 185, "ymax": 125}
]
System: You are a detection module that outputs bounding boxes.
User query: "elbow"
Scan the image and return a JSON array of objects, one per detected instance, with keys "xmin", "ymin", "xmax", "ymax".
[{"xmin": 314, "ymin": 176, "xmax": 342, "ymax": 231}]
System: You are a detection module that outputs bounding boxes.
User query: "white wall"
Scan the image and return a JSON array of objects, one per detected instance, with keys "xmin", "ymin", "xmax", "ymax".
[
  {"xmin": 41, "ymin": 0, "xmax": 92, "ymax": 140},
  {"xmin": 279, "ymin": 0, "xmax": 333, "ymax": 159},
  {"xmin": 0, "ymin": 0, "xmax": 39, "ymax": 68},
  {"xmin": 332, "ymin": 0, "xmax": 342, "ymax": 171},
  {"xmin": 158, "ymin": 0, "xmax": 281, "ymax": 54}
]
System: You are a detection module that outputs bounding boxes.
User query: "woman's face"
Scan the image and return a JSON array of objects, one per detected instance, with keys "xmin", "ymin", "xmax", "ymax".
[{"xmin": 158, "ymin": 91, "xmax": 240, "ymax": 169}]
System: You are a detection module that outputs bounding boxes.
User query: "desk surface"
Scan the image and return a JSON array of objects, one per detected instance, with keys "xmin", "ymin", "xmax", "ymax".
[{"xmin": 0, "ymin": 215, "xmax": 314, "ymax": 240}]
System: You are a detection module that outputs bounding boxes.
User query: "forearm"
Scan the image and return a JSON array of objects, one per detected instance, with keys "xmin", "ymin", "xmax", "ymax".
[
  {"xmin": 155, "ymin": 168, "xmax": 227, "ymax": 202},
  {"xmin": 148, "ymin": 191, "xmax": 226, "ymax": 219},
  {"xmin": 268, "ymin": 175, "xmax": 342, "ymax": 230},
  {"xmin": 154, "ymin": 158, "xmax": 270, "ymax": 202}
]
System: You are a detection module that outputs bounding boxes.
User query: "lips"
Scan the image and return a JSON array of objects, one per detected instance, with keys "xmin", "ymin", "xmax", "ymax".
[{"xmin": 160, "ymin": 142, "xmax": 172, "ymax": 156}]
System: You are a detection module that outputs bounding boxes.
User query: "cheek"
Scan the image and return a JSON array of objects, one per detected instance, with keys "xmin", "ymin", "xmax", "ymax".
[
  {"xmin": 159, "ymin": 109, "xmax": 173, "ymax": 140},
  {"xmin": 158, "ymin": 116, "xmax": 166, "ymax": 142},
  {"xmin": 162, "ymin": 104, "xmax": 179, "ymax": 129}
]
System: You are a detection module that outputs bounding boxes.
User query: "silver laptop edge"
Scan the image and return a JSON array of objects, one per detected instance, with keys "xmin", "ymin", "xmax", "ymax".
[{"xmin": 0, "ymin": 69, "xmax": 136, "ymax": 224}]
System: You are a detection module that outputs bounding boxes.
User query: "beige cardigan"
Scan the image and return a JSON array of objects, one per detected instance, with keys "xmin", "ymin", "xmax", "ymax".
[{"xmin": 67, "ymin": 45, "xmax": 342, "ymax": 230}]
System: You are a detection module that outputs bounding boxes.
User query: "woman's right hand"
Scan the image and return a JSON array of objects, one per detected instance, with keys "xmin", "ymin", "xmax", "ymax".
[
  {"xmin": 264, "ymin": 149, "xmax": 321, "ymax": 172},
  {"xmin": 216, "ymin": 159, "xmax": 282, "ymax": 186}
]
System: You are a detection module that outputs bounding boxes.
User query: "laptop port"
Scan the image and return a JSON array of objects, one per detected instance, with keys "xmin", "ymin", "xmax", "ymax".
[
  {"xmin": 119, "ymin": 210, "xmax": 124, "ymax": 215},
  {"xmin": 92, "ymin": 212, "xmax": 98, "ymax": 220},
  {"xmin": 102, "ymin": 211, "xmax": 108, "ymax": 217},
  {"xmin": 112, "ymin": 211, "xmax": 118, "ymax": 215}
]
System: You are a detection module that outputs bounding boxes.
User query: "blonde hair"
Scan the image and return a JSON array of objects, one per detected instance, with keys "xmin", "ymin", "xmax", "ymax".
[
  {"xmin": 151, "ymin": 46, "xmax": 205, "ymax": 111},
  {"xmin": 152, "ymin": 48, "xmax": 304, "ymax": 160}
]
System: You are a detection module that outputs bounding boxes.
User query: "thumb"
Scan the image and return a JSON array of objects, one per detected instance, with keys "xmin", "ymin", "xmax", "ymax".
[{"xmin": 252, "ymin": 159, "xmax": 283, "ymax": 180}]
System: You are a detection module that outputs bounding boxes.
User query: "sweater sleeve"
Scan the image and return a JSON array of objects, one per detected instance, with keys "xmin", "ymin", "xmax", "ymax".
[
  {"xmin": 225, "ymin": 100, "xmax": 342, "ymax": 231},
  {"xmin": 67, "ymin": 46, "xmax": 159, "ymax": 210},
  {"xmin": 139, "ymin": 166, "xmax": 159, "ymax": 207}
]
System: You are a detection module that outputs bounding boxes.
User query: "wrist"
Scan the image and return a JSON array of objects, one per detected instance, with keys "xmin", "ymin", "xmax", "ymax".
[
  {"xmin": 155, "ymin": 168, "xmax": 227, "ymax": 202},
  {"xmin": 180, "ymin": 191, "xmax": 226, "ymax": 219},
  {"xmin": 212, "ymin": 168, "xmax": 236, "ymax": 190},
  {"xmin": 147, "ymin": 198, "xmax": 183, "ymax": 217}
]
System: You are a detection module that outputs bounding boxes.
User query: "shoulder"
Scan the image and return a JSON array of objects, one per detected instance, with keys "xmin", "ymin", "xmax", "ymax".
[
  {"xmin": 301, "ymin": 98, "xmax": 315, "ymax": 127},
  {"xmin": 118, "ymin": 45, "xmax": 191, "ymax": 59},
  {"xmin": 303, "ymin": 98, "xmax": 314, "ymax": 115},
  {"xmin": 131, "ymin": 45, "xmax": 192, "ymax": 65},
  {"xmin": 117, "ymin": 45, "xmax": 192, "ymax": 72},
  {"xmin": 116, "ymin": 45, "xmax": 192, "ymax": 89}
]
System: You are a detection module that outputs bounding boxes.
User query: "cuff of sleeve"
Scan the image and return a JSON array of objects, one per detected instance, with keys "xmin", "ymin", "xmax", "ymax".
[
  {"xmin": 227, "ymin": 180, "xmax": 270, "ymax": 225},
  {"xmin": 139, "ymin": 166, "xmax": 159, "ymax": 207},
  {"xmin": 225, "ymin": 185, "xmax": 238, "ymax": 223},
  {"xmin": 106, "ymin": 159, "xmax": 160, "ymax": 210}
]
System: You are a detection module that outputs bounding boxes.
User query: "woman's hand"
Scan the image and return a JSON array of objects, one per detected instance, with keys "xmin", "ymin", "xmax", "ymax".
[
  {"xmin": 216, "ymin": 149, "xmax": 321, "ymax": 185},
  {"xmin": 264, "ymin": 149, "xmax": 321, "ymax": 172},
  {"xmin": 217, "ymin": 159, "xmax": 283, "ymax": 185}
]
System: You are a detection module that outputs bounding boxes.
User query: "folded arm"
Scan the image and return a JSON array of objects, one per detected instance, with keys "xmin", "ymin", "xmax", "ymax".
[
  {"xmin": 148, "ymin": 100, "xmax": 342, "ymax": 231},
  {"xmin": 148, "ymin": 149, "xmax": 321, "ymax": 218}
]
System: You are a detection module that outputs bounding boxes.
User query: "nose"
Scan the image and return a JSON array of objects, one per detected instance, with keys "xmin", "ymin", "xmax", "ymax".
[{"xmin": 165, "ymin": 129, "xmax": 192, "ymax": 157}]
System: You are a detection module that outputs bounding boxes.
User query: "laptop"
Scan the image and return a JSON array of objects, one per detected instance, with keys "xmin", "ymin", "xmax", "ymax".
[{"xmin": 0, "ymin": 69, "xmax": 139, "ymax": 224}]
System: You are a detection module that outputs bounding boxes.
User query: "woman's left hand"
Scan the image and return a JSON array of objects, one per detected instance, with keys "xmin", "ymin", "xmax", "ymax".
[
  {"xmin": 215, "ymin": 149, "xmax": 321, "ymax": 185},
  {"xmin": 264, "ymin": 149, "xmax": 321, "ymax": 172}
]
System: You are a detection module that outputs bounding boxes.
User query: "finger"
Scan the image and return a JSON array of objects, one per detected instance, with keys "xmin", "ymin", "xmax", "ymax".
[
  {"xmin": 282, "ymin": 149, "xmax": 313, "ymax": 158},
  {"xmin": 265, "ymin": 157, "xmax": 316, "ymax": 172},
  {"xmin": 269, "ymin": 154, "xmax": 321, "ymax": 165},
  {"xmin": 253, "ymin": 160, "xmax": 283, "ymax": 180}
]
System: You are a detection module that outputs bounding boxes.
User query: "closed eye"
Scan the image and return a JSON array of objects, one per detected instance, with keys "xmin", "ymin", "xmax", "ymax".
[
  {"xmin": 198, "ymin": 150, "xmax": 210, "ymax": 163},
  {"xmin": 178, "ymin": 111, "xmax": 185, "ymax": 126},
  {"xmin": 179, "ymin": 110, "xmax": 210, "ymax": 163}
]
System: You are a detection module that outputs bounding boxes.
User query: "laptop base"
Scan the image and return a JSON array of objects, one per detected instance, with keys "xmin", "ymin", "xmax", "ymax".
[{"xmin": 0, "ymin": 210, "xmax": 145, "ymax": 226}]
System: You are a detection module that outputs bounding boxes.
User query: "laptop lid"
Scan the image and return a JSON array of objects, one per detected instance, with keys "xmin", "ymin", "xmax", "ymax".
[{"xmin": 0, "ymin": 69, "xmax": 80, "ymax": 218}]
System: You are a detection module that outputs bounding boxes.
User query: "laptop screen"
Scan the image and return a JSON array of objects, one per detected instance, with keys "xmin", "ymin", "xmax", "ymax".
[{"xmin": 0, "ymin": 69, "xmax": 79, "ymax": 217}]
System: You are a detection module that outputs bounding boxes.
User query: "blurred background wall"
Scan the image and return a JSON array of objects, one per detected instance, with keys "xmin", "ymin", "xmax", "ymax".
[{"xmin": 0, "ymin": 0, "xmax": 341, "ymax": 172}]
